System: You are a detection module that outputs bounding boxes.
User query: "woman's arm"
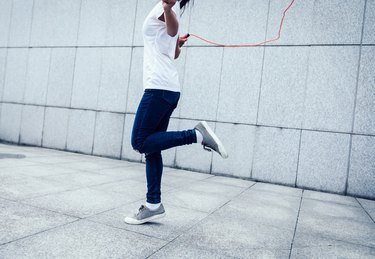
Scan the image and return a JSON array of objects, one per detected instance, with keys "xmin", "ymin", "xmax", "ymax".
[{"xmin": 159, "ymin": 0, "xmax": 179, "ymax": 37}]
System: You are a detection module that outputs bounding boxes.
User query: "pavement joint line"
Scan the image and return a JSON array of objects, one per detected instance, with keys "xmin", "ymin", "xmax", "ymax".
[
  {"xmin": 288, "ymin": 189, "xmax": 304, "ymax": 259},
  {"xmin": 355, "ymin": 198, "xmax": 375, "ymax": 224},
  {"xmin": 0, "ymin": 218, "xmax": 81, "ymax": 247},
  {"xmin": 144, "ymin": 181, "xmax": 258, "ymax": 258}
]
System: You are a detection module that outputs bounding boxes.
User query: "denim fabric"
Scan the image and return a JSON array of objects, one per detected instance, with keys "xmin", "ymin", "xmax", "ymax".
[{"xmin": 131, "ymin": 89, "xmax": 197, "ymax": 204}]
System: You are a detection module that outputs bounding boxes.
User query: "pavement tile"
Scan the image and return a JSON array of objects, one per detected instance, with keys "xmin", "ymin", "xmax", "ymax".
[
  {"xmin": 23, "ymin": 187, "xmax": 137, "ymax": 218},
  {"xmin": 0, "ymin": 220, "xmax": 166, "ymax": 259},
  {"xmin": 0, "ymin": 198, "xmax": 77, "ymax": 245},
  {"xmin": 250, "ymin": 182, "xmax": 303, "ymax": 197},
  {"xmin": 163, "ymin": 168, "xmax": 212, "ymax": 181},
  {"xmin": 0, "ymin": 175, "xmax": 78, "ymax": 201},
  {"xmin": 40, "ymin": 171, "xmax": 121, "ymax": 188},
  {"xmin": 202, "ymin": 175, "xmax": 255, "ymax": 188},
  {"xmin": 232, "ymin": 190, "xmax": 301, "ymax": 230},
  {"xmin": 54, "ymin": 160, "xmax": 129, "ymax": 172},
  {"xmin": 4, "ymin": 164, "xmax": 81, "ymax": 178},
  {"xmin": 88, "ymin": 201, "xmax": 209, "ymax": 242},
  {"xmin": 303, "ymin": 190, "xmax": 360, "ymax": 207},
  {"xmin": 291, "ymin": 242, "xmax": 375, "ymax": 259},
  {"xmin": 357, "ymin": 198, "xmax": 375, "ymax": 222},
  {"xmin": 293, "ymin": 199, "xmax": 375, "ymax": 248},
  {"xmin": 151, "ymin": 204, "xmax": 294, "ymax": 259}
]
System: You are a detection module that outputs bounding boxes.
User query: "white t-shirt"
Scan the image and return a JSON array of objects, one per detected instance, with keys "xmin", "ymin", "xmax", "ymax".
[{"xmin": 142, "ymin": 1, "xmax": 181, "ymax": 92}]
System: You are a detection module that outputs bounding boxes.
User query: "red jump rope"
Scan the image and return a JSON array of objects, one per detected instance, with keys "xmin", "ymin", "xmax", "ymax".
[{"xmin": 182, "ymin": 0, "xmax": 296, "ymax": 48}]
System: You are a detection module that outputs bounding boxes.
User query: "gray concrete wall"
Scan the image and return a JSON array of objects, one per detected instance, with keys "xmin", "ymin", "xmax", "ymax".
[{"xmin": 0, "ymin": 0, "xmax": 374, "ymax": 199}]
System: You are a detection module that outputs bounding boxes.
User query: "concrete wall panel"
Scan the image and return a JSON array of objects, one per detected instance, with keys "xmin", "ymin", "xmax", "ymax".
[
  {"xmin": 42, "ymin": 107, "xmax": 69, "ymax": 149},
  {"xmin": 354, "ymin": 46, "xmax": 375, "ymax": 135},
  {"xmin": 189, "ymin": 0, "xmax": 268, "ymax": 46},
  {"xmin": 217, "ymin": 48, "xmax": 263, "ymax": 124},
  {"xmin": 252, "ymin": 127, "xmax": 300, "ymax": 186},
  {"xmin": 175, "ymin": 119, "xmax": 212, "ymax": 173},
  {"xmin": 363, "ymin": 0, "xmax": 375, "ymax": 44},
  {"xmin": 0, "ymin": 0, "xmax": 12, "ymax": 47},
  {"xmin": 66, "ymin": 109, "xmax": 95, "ymax": 154},
  {"xmin": 258, "ymin": 47, "xmax": 309, "ymax": 128},
  {"xmin": 71, "ymin": 48, "xmax": 101, "ymax": 110},
  {"xmin": 19, "ymin": 105, "xmax": 44, "ymax": 146},
  {"xmin": 8, "ymin": 0, "xmax": 34, "ymax": 46},
  {"xmin": 24, "ymin": 48, "xmax": 51, "ymax": 105},
  {"xmin": 93, "ymin": 112, "xmax": 124, "ymax": 159},
  {"xmin": 0, "ymin": 103, "xmax": 22, "ymax": 143},
  {"xmin": 3, "ymin": 48, "xmax": 28, "ymax": 103},
  {"xmin": 266, "ymin": 0, "xmax": 314, "ymax": 45},
  {"xmin": 303, "ymin": 46, "xmax": 360, "ymax": 132},
  {"xmin": 126, "ymin": 47, "xmax": 144, "ymax": 114},
  {"xmin": 0, "ymin": 49, "xmax": 7, "ymax": 101},
  {"xmin": 121, "ymin": 113, "xmax": 142, "ymax": 162},
  {"xmin": 179, "ymin": 47, "xmax": 222, "ymax": 121},
  {"xmin": 78, "ymin": 0, "xmax": 136, "ymax": 46},
  {"xmin": 311, "ymin": 0, "xmax": 365, "ymax": 44},
  {"xmin": 97, "ymin": 48, "xmax": 131, "ymax": 113},
  {"xmin": 30, "ymin": 0, "xmax": 81, "ymax": 46},
  {"xmin": 46, "ymin": 48, "xmax": 76, "ymax": 108},
  {"xmin": 212, "ymin": 123, "xmax": 255, "ymax": 178},
  {"xmin": 297, "ymin": 131, "xmax": 350, "ymax": 194},
  {"xmin": 347, "ymin": 135, "xmax": 375, "ymax": 199}
]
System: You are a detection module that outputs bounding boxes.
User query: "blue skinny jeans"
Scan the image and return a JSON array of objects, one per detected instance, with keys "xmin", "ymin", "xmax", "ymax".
[{"xmin": 131, "ymin": 89, "xmax": 197, "ymax": 204}]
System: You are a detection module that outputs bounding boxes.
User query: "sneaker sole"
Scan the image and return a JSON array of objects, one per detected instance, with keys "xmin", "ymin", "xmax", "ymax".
[
  {"xmin": 200, "ymin": 121, "xmax": 228, "ymax": 159},
  {"xmin": 124, "ymin": 212, "xmax": 166, "ymax": 225}
]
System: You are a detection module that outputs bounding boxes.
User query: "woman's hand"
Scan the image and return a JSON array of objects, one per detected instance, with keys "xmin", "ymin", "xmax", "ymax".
[
  {"xmin": 162, "ymin": 0, "xmax": 176, "ymax": 11},
  {"xmin": 178, "ymin": 34, "xmax": 188, "ymax": 47}
]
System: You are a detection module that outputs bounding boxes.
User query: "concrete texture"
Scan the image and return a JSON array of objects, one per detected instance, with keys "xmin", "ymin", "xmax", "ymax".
[
  {"xmin": 179, "ymin": 47, "xmax": 222, "ymax": 121},
  {"xmin": 303, "ymin": 46, "xmax": 359, "ymax": 132},
  {"xmin": 347, "ymin": 135, "xmax": 375, "ymax": 199},
  {"xmin": 252, "ymin": 127, "xmax": 300, "ymax": 186},
  {"xmin": 7, "ymin": 0, "xmax": 33, "ymax": 47},
  {"xmin": 354, "ymin": 46, "xmax": 375, "ymax": 135},
  {"xmin": 297, "ymin": 131, "xmax": 350, "ymax": 194},
  {"xmin": 2, "ymin": 48, "xmax": 28, "ymax": 103},
  {"xmin": 211, "ymin": 123, "xmax": 255, "ymax": 178},
  {"xmin": 23, "ymin": 48, "xmax": 51, "ymax": 105},
  {"xmin": 217, "ymin": 48, "xmax": 263, "ymax": 124},
  {"xmin": 66, "ymin": 109, "xmax": 96, "ymax": 154},
  {"xmin": 19, "ymin": 105, "xmax": 45, "ymax": 146},
  {"xmin": 258, "ymin": 47, "xmax": 309, "ymax": 128},
  {"xmin": 364, "ymin": 0, "xmax": 375, "ymax": 44},
  {"xmin": 92, "ymin": 112, "xmax": 124, "ymax": 159},
  {"xmin": 0, "ymin": 144, "xmax": 374, "ymax": 258},
  {"xmin": 310, "ymin": 0, "xmax": 365, "ymax": 44},
  {"xmin": 97, "ymin": 48, "xmax": 131, "ymax": 113},
  {"xmin": 30, "ymin": 0, "xmax": 81, "ymax": 47},
  {"xmin": 189, "ymin": 0, "xmax": 268, "ymax": 46},
  {"xmin": 0, "ymin": 103, "xmax": 22, "ymax": 143},
  {"xmin": 70, "ymin": 48, "xmax": 102, "ymax": 110},
  {"xmin": 45, "ymin": 48, "xmax": 76, "ymax": 107},
  {"xmin": 0, "ymin": 0, "xmax": 12, "ymax": 47},
  {"xmin": 0, "ymin": 0, "xmax": 374, "ymax": 199},
  {"xmin": 42, "ymin": 107, "xmax": 69, "ymax": 149},
  {"xmin": 266, "ymin": 0, "xmax": 314, "ymax": 45}
]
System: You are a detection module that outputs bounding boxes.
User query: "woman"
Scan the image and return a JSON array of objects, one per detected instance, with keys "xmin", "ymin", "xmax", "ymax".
[{"xmin": 125, "ymin": 0, "xmax": 228, "ymax": 225}]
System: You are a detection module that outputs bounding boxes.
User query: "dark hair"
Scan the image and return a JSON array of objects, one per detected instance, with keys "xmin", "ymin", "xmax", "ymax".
[{"xmin": 179, "ymin": 0, "xmax": 193, "ymax": 12}]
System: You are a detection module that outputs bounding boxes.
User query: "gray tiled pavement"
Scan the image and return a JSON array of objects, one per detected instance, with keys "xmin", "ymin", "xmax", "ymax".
[{"xmin": 0, "ymin": 143, "xmax": 374, "ymax": 259}]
